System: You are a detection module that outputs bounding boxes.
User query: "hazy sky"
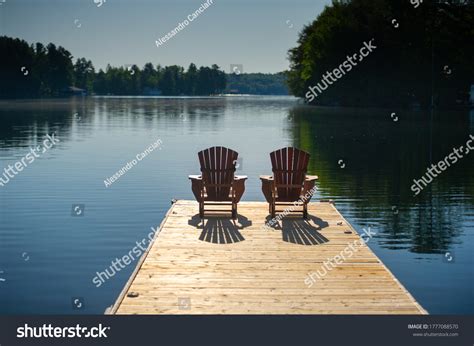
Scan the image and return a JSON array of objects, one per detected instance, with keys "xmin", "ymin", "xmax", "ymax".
[{"xmin": 0, "ymin": 0, "xmax": 331, "ymax": 73}]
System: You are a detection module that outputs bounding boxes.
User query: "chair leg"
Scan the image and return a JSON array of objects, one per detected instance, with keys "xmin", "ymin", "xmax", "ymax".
[
  {"xmin": 199, "ymin": 202, "xmax": 204, "ymax": 219},
  {"xmin": 271, "ymin": 202, "xmax": 276, "ymax": 218},
  {"xmin": 303, "ymin": 203, "xmax": 308, "ymax": 219},
  {"xmin": 232, "ymin": 203, "xmax": 237, "ymax": 220}
]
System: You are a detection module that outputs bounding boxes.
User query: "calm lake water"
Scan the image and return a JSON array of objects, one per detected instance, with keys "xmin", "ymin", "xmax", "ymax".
[{"xmin": 0, "ymin": 96, "xmax": 472, "ymax": 314}]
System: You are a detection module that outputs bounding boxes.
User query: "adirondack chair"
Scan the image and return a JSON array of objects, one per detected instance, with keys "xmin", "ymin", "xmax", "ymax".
[
  {"xmin": 260, "ymin": 147, "xmax": 318, "ymax": 219},
  {"xmin": 189, "ymin": 146, "xmax": 247, "ymax": 219}
]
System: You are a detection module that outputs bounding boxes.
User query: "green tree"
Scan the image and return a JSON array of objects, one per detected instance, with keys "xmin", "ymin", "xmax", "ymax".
[
  {"xmin": 0, "ymin": 36, "xmax": 36, "ymax": 98},
  {"xmin": 46, "ymin": 43, "xmax": 74, "ymax": 95},
  {"xmin": 159, "ymin": 65, "xmax": 184, "ymax": 95},
  {"xmin": 33, "ymin": 43, "xmax": 51, "ymax": 96},
  {"xmin": 185, "ymin": 63, "xmax": 198, "ymax": 95},
  {"xmin": 93, "ymin": 69, "xmax": 107, "ymax": 94},
  {"xmin": 141, "ymin": 62, "xmax": 158, "ymax": 93},
  {"xmin": 211, "ymin": 64, "xmax": 226, "ymax": 94},
  {"xmin": 74, "ymin": 58, "xmax": 95, "ymax": 93}
]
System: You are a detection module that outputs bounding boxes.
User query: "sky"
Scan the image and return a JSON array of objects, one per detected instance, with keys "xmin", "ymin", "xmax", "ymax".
[{"xmin": 0, "ymin": 0, "xmax": 331, "ymax": 73}]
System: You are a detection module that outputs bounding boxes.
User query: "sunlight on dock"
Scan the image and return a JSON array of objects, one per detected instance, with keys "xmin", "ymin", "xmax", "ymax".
[{"xmin": 110, "ymin": 200, "xmax": 426, "ymax": 315}]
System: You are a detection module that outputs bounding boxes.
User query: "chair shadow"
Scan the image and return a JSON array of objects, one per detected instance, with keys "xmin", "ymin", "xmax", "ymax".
[
  {"xmin": 188, "ymin": 214, "xmax": 252, "ymax": 244},
  {"xmin": 265, "ymin": 215, "xmax": 329, "ymax": 246}
]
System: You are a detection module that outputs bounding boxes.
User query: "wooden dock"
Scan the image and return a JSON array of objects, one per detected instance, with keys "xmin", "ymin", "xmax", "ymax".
[{"xmin": 109, "ymin": 200, "xmax": 426, "ymax": 314}]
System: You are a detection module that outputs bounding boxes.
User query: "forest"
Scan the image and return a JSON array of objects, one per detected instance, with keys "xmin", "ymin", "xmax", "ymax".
[
  {"xmin": 0, "ymin": 36, "xmax": 290, "ymax": 98},
  {"xmin": 0, "ymin": 36, "xmax": 226, "ymax": 98},
  {"xmin": 287, "ymin": 0, "xmax": 474, "ymax": 108},
  {"xmin": 225, "ymin": 72, "xmax": 289, "ymax": 95}
]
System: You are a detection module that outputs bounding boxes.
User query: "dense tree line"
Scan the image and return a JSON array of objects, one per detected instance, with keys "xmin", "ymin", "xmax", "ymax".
[
  {"xmin": 94, "ymin": 63, "xmax": 226, "ymax": 96},
  {"xmin": 288, "ymin": 0, "xmax": 474, "ymax": 108},
  {"xmin": 0, "ymin": 36, "xmax": 226, "ymax": 98},
  {"xmin": 225, "ymin": 72, "xmax": 289, "ymax": 95}
]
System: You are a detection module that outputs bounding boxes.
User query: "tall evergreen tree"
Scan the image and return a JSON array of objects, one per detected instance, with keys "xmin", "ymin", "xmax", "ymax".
[{"xmin": 74, "ymin": 58, "xmax": 95, "ymax": 93}]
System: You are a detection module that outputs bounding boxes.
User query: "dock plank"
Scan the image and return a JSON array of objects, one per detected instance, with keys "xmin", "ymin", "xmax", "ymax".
[{"xmin": 110, "ymin": 201, "xmax": 426, "ymax": 315}]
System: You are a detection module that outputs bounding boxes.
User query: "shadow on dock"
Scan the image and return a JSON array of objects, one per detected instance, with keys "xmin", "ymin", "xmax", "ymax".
[
  {"xmin": 188, "ymin": 214, "xmax": 252, "ymax": 244},
  {"xmin": 265, "ymin": 215, "xmax": 330, "ymax": 246}
]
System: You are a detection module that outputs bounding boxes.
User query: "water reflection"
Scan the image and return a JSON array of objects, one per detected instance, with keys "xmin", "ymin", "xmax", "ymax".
[
  {"xmin": 0, "ymin": 97, "xmax": 230, "ymax": 150},
  {"xmin": 289, "ymin": 105, "xmax": 473, "ymax": 253}
]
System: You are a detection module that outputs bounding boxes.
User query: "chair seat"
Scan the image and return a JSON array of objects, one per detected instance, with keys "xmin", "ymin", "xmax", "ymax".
[
  {"xmin": 274, "ymin": 196, "xmax": 305, "ymax": 203},
  {"xmin": 202, "ymin": 194, "xmax": 234, "ymax": 202}
]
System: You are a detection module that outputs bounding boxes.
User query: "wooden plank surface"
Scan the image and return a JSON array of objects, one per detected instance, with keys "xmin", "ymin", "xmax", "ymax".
[{"xmin": 110, "ymin": 200, "xmax": 426, "ymax": 315}]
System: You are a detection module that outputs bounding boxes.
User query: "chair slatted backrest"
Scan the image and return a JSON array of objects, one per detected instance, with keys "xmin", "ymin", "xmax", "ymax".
[
  {"xmin": 198, "ymin": 146, "xmax": 238, "ymax": 201},
  {"xmin": 270, "ymin": 147, "xmax": 310, "ymax": 201}
]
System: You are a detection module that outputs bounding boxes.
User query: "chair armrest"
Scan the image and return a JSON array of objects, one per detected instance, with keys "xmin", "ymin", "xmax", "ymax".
[
  {"xmin": 260, "ymin": 175, "xmax": 274, "ymax": 203},
  {"xmin": 302, "ymin": 175, "xmax": 318, "ymax": 203},
  {"xmin": 189, "ymin": 175, "xmax": 203, "ymax": 202},
  {"xmin": 232, "ymin": 176, "xmax": 247, "ymax": 203},
  {"xmin": 305, "ymin": 175, "xmax": 318, "ymax": 182}
]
